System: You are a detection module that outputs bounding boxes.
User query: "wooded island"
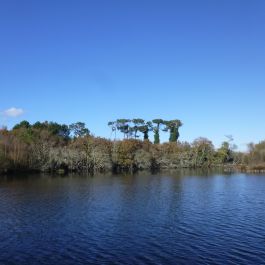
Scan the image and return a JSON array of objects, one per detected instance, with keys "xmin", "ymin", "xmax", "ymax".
[{"xmin": 0, "ymin": 119, "xmax": 264, "ymax": 174}]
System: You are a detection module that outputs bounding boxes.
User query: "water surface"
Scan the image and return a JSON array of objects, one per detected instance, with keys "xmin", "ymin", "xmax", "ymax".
[{"xmin": 0, "ymin": 171, "xmax": 265, "ymax": 264}]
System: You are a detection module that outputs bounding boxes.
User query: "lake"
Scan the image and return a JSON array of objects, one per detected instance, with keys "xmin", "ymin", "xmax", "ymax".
[{"xmin": 0, "ymin": 171, "xmax": 265, "ymax": 264}]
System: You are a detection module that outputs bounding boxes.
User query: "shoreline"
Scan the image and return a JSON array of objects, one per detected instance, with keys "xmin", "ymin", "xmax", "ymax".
[{"xmin": 2, "ymin": 164, "xmax": 265, "ymax": 177}]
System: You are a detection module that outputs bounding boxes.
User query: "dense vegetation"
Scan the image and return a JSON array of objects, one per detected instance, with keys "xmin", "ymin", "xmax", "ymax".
[{"xmin": 0, "ymin": 119, "xmax": 263, "ymax": 174}]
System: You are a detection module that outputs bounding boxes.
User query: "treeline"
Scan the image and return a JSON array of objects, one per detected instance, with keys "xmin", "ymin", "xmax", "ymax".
[{"xmin": 0, "ymin": 120, "xmax": 264, "ymax": 174}]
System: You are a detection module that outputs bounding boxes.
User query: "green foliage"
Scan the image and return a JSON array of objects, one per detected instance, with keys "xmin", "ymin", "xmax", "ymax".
[
  {"xmin": 13, "ymin": 120, "xmax": 31, "ymax": 130},
  {"xmin": 169, "ymin": 127, "xmax": 178, "ymax": 142},
  {"xmin": 116, "ymin": 119, "xmax": 131, "ymax": 139},
  {"xmin": 131, "ymin": 119, "xmax": 145, "ymax": 139},
  {"xmin": 30, "ymin": 121, "xmax": 70, "ymax": 139},
  {"xmin": 152, "ymin": 119, "xmax": 164, "ymax": 127},
  {"xmin": 154, "ymin": 128, "xmax": 160, "ymax": 144},
  {"xmin": 216, "ymin": 141, "xmax": 232, "ymax": 163},
  {"xmin": 163, "ymin": 120, "xmax": 182, "ymax": 142},
  {"xmin": 152, "ymin": 119, "xmax": 164, "ymax": 144},
  {"xmin": 107, "ymin": 118, "xmax": 182, "ymax": 144},
  {"xmin": 191, "ymin": 138, "xmax": 215, "ymax": 167},
  {"xmin": 69, "ymin": 122, "xmax": 89, "ymax": 138},
  {"xmin": 138, "ymin": 121, "xmax": 152, "ymax": 140}
]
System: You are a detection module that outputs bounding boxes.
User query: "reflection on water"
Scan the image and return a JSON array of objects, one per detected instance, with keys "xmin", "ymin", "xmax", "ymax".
[{"xmin": 0, "ymin": 170, "xmax": 265, "ymax": 264}]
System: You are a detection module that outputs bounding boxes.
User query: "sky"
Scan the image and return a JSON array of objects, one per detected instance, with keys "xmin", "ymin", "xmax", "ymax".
[{"xmin": 0, "ymin": 0, "xmax": 265, "ymax": 150}]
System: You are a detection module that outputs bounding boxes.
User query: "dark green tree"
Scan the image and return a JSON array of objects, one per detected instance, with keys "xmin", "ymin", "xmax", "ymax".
[
  {"xmin": 47, "ymin": 122, "xmax": 70, "ymax": 138},
  {"xmin": 153, "ymin": 128, "xmax": 160, "ymax": 144},
  {"xmin": 139, "ymin": 121, "xmax": 152, "ymax": 140},
  {"xmin": 152, "ymin": 119, "xmax": 164, "ymax": 144},
  {"xmin": 32, "ymin": 121, "xmax": 48, "ymax": 130},
  {"xmin": 216, "ymin": 141, "xmax": 233, "ymax": 163},
  {"xmin": 13, "ymin": 120, "xmax": 31, "ymax": 130},
  {"xmin": 131, "ymin": 119, "xmax": 145, "ymax": 139},
  {"xmin": 116, "ymin": 119, "xmax": 131, "ymax": 139},
  {"xmin": 69, "ymin": 122, "xmax": 90, "ymax": 138},
  {"xmin": 163, "ymin": 120, "xmax": 182, "ymax": 142},
  {"xmin": 31, "ymin": 121, "xmax": 70, "ymax": 138}
]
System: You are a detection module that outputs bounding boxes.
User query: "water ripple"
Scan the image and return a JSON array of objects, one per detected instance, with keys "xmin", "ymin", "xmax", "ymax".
[{"xmin": 0, "ymin": 173, "xmax": 265, "ymax": 264}]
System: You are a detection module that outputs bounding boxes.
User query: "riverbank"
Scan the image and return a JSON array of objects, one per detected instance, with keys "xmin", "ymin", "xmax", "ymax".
[
  {"xmin": 224, "ymin": 164, "xmax": 265, "ymax": 173},
  {"xmin": 2, "ymin": 163, "xmax": 265, "ymax": 177}
]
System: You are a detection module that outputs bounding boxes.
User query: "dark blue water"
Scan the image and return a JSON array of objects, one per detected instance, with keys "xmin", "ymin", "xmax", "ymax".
[{"xmin": 0, "ymin": 171, "xmax": 265, "ymax": 265}]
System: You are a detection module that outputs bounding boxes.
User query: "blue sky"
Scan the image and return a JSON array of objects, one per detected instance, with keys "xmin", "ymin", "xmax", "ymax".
[{"xmin": 1, "ymin": 0, "xmax": 265, "ymax": 150}]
